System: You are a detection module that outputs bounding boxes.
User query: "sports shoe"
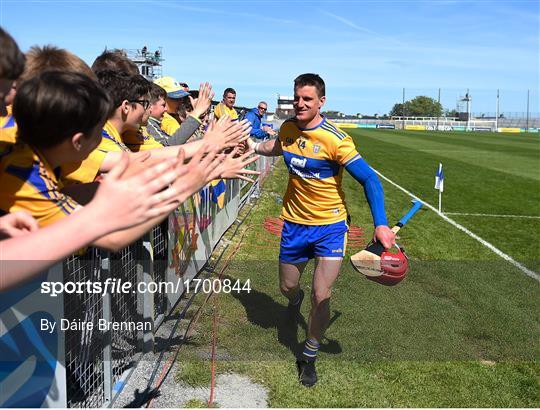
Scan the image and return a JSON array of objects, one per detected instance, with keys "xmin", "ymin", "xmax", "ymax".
[
  {"xmin": 287, "ymin": 289, "xmax": 304, "ymax": 317},
  {"xmin": 296, "ymin": 359, "xmax": 317, "ymax": 387}
]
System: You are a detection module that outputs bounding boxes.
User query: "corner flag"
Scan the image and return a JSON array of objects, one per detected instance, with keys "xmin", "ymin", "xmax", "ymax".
[
  {"xmin": 434, "ymin": 163, "xmax": 444, "ymax": 213},
  {"xmin": 434, "ymin": 163, "xmax": 444, "ymax": 192}
]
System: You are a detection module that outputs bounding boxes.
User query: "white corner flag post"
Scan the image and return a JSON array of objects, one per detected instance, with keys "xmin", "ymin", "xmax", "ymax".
[{"xmin": 434, "ymin": 163, "xmax": 444, "ymax": 214}]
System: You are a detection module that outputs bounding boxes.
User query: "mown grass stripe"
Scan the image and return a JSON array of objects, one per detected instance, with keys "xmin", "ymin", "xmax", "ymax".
[{"xmin": 356, "ymin": 130, "xmax": 540, "ymax": 180}]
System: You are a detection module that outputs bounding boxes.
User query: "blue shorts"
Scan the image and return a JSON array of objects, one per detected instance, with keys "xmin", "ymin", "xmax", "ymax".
[{"xmin": 279, "ymin": 220, "xmax": 348, "ymax": 263}]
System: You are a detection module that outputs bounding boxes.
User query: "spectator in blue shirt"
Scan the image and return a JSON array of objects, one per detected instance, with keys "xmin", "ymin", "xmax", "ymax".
[{"xmin": 244, "ymin": 101, "xmax": 277, "ymax": 140}]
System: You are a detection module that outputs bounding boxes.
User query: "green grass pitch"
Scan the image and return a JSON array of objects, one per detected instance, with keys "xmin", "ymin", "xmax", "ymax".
[
  {"xmin": 350, "ymin": 129, "xmax": 540, "ymax": 272},
  {"xmin": 176, "ymin": 129, "xmax": 539, "ymax": 407}
]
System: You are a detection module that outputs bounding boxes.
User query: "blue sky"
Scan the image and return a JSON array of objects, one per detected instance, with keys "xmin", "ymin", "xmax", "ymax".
[{"xmin": 1, "ymin": 0, "xmax": 538, "ymax": 115}]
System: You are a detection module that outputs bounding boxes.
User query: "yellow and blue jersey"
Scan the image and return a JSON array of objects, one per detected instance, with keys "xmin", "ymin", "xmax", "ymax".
[
  {"xmin": 0, "ymin": 143, "xmax": 80, "ymax": 226},
  {"xmin": 213, "ymin": 102, "xmax": 238, "ymax": 121},
  {"xmin": 279, "ymin": 117, "xmax": 360, "ymax": 225},
  {"xmin": 0, "ymin": 107, "xmax": 104, "ymax": 185},
  {"xmin": 161, "ymin": 112, "xmax": 181, "ymax": 136},
  {"xmin": 123, "ymin": 126, "xmax": 164, "ymax": 152},
  {"xmin": 60, "ymin": 149, "xmax": 107, "ymax": 186},
  {"xmin": 210, "ymin": 179, "xmax": 226, "ymax": 209},
  {"xmin": 0, "ymin": 105, "xmax": 17, "ymax": 144},
  {"xmin": 98, "ymin": 121, "xmax": 130, "ymax": 153},
  {"xmin": 59, "ymin": 121, "xmax": 118, "ymax": 185}
]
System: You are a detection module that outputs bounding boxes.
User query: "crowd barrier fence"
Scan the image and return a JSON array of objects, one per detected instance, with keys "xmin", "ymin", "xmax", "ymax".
[{"xmin": 0, "ymin": 154, "xmax": 277, "ymax": 408}]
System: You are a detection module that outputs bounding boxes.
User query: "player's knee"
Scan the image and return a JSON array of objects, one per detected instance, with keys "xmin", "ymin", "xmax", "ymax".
[
  {"xmin": 311, "ymin": 288, "xmax": 331, "ymax": 306},
  {"xmin": 279, "ymin": 281, "xmax": 297, "ymax": 295}
]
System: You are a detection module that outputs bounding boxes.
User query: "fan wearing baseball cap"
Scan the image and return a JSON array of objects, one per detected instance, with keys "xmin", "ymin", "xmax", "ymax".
[
  {"xmin": 155, "ymin": 76, "xmax": 190, "ymax": 99},
  {"xmin": 154, "ymin": 76, "xmax": 212, "ymax": 143}
]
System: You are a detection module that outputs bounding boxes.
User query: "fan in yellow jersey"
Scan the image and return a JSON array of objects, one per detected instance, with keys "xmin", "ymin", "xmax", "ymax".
[
  {"xmin": 248, "ymin": 73, "xmax": 396, "ymax": 387},
  {"xmin": 95, "ymin": 70, "xmax": 152, "ymax": 154},
  {"xmin": 0, "ymin": 29, "xmax": 196, "ymax": 291},
  {"xmin": 0, "ymin": 104, "xmax": 17, "ymax": 144},
  {"xmin": 213, "ymin": 87, "xmax": 238, "ymax": 121},
  {"xmin": 0, "ymin": 45, "xmax": 131, "ymax": 187},
  {"xmin": 122, "ymin": 126, "xmax": 164, "ymax": 152},
  {"xmin": 0, "ymin": 103, "xmax": 108, "ymax": 184},
  {"xmin": 60, "ymin": 69, "xmax": 150, "ymax": 187},
  {"xmin": 154, "ymin": 76, "xmax": 191, "ymax": 135},
  {"xmin": 0, "ymin": 72, "xmax": 113, "ymax": 227},
  {"xmin": 153, "ymin": 76, "xmax": 212, "ymax": 140},
  {"xmin": 0, "ymin": 70, "xmax": 237, "ymax": 254}
]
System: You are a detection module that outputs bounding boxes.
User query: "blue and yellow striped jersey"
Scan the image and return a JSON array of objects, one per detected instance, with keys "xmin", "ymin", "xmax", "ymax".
[
  {"xmin": 279, "ymin": 117, "xmax": 361, "ymax": 225},
  {"xmin": 60, "ymin": 149, "xmax": 107, "ymax": 186},
  {"xmin": 213, "ymin": 103, "xmax": 238, "ymax": 121},
  {"xmin": 0, "ymin": 109, "xmax": 105, "ymax": 185},
  {"xmin": 0, "ymin": 105, "xmax": 17, "ymax": 144},
  {"xmin": 98, "ymin": 121, "xmax": 130, "ymax": 153},
  {"xmin": 123, "ymin": 126, "xmax": 164, "ymax": 152},
  {"xmin": 0, "ymin": 143, "xmax": 80, "ymax": 226}
]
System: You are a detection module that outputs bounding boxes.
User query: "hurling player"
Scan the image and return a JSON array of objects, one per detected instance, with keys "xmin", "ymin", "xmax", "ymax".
[{"xmin": 248, "ymin": 73, "xmax": 395, "ymax": 387}]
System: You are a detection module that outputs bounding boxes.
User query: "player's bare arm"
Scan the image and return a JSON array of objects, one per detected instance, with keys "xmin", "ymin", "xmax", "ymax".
[
  {"xmin": 248, "ymin": 136, "xmax": 282, "ymax": 156},
  {"xmin": 98, "ymin": 116, "xmax": 251, "ymax": 176},
  {"xmin": 0, "ymin": 153, "xmax": 182, "ymax": 290},
  {"xmin": 91, "ymin": 145, "xmax": 225, "ymax": 251}
]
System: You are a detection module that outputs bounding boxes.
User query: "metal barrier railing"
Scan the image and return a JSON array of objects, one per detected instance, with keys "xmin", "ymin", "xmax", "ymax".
[
  {"xmin": 63, "ymin": 249, "xmax": 106, "ymax": 408},
  {"xmin": 0, "ymin": 151, "xmax": 277, "ymax": 408},
  {"xmin": 151, "ymin": 221, "xmax": 169, "ymax": 323},
  {"xmin": 58, "ymin": 153, "xmax": 277, "ymax": 408}
]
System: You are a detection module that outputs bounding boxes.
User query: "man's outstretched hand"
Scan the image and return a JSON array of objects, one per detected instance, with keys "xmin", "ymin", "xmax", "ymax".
[
  {"xmin": 212, "ymin": 146, "xmax": 260, "ymax": 182},
  {"xmin": 204, "ymin": 116, "xmax": 251, "ymax": 150}
]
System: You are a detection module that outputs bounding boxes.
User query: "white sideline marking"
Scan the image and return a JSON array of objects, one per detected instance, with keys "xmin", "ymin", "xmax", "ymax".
[
  {"xmin": 371, "ymin": 168, "xmax": 540, "ymax": 283},
  {"xmin": 445, "ymin": 212, "xmax": 540, "ymax": 219}
]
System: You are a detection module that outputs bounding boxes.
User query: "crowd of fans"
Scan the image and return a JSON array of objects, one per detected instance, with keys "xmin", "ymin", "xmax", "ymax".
[{"xmin": 0, "ymin": 27, "xmax": 264, "ymax": 291}]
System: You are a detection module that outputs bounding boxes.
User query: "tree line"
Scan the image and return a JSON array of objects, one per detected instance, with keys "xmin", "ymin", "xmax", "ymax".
[{"xmin": 389, "ymin": 96, "xmax": 458, "ymax": 117}]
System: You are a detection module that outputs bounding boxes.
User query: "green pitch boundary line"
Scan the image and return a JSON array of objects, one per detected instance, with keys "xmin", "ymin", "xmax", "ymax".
[
  {"xmin": 444, "ymin": 212, "xmax": 540, "ymax": 219},
  {"xmin": 371, "ymin": 167, "xmax": 540, "ymax": 283}
]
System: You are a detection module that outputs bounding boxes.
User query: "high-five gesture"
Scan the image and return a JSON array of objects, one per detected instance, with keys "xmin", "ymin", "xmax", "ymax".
[
  {"xmin": 212, "ymin": 147, "xmax": 260, "ymax": 183},
  {"xmin": 171, "ymin": 145, "xmax": 224, "ymax": 203},
  {"xmin": 95, "ymin": 152, "xmax": 181, "ymax": 229},
  {"xmin": 204, "ymin": 116, "xmax": 251, "ymax": 150},
  {"xmin": 190, "ymin": 82, "xmax": 214, "ymax": 119}
]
